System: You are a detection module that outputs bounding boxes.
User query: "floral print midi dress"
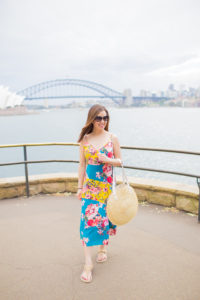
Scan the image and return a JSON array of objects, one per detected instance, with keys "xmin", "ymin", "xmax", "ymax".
[{"xmin": 80, "ymin": 133, "xmax": 117, "ymax": 247}]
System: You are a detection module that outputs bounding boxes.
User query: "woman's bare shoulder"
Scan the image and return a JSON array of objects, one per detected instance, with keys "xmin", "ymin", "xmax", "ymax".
[
  {"xmin": 79, "ymin": 135, "xmax": 87, "ymax": 146},
  {"xmin": 110, "ymin": 132, "xmax": 118, "ymax": 139},
  {"xmin": 110, "ymin": 133, "xmax": 121, "ymax": 148}
]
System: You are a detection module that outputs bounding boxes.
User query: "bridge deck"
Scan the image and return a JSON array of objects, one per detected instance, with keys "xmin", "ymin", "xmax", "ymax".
[{"xmin": 0, "ymin": 194, "xmax": 200, "ymax": 300}]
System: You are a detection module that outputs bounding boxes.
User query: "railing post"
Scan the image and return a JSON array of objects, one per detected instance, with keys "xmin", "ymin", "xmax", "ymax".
[
  {"xmin": 23, "ymin": 146, "xmax": 30, "ymax": 197},
  {"xmin": 197, "ymin": 178, "xmax": 200, "ymax": 223}
]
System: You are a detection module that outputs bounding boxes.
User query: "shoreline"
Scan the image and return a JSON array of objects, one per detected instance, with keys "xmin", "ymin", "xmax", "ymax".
[
  {"xmin": 1, "ymin": 105, "xmax": 200, "ymax": 116},
  {"xmin": 0, "ymin": 106, "xmax": 39, "ymax": 116}
]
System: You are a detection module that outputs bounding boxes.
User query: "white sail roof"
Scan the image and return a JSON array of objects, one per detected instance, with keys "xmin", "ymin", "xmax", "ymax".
[{"xmin": 0, "ymin": 86, "xmax": 24, "ymax": 109}]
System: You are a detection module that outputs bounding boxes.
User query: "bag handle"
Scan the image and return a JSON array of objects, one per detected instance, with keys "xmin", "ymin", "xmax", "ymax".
[{"xmin": 110, "ymin": 133, "xmax": 129, "ymax": 195}]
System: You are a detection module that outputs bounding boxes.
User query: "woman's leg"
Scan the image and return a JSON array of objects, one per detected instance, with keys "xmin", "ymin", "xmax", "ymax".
[
  {"xmin": 83, "ymin": 245, "xmax": 93, "ymax": 264},
  {"xmin": 81, "ymin": 245, "xmax": 93, "ymax": 281}
]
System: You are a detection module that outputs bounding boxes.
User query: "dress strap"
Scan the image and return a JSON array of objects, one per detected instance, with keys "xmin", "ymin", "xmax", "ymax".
[{"xmin": 110, "ymin": 132, "xmax": 113, "ymax": 143}]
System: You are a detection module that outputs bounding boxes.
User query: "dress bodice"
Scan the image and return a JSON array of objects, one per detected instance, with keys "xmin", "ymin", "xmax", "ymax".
[
  {"xmin": 83, "ymin": 133, "xmax": 114, "ymax": 165},
  {"xmin": 81, "ymin": 133, "xmax": 115, "ymax": 202}
]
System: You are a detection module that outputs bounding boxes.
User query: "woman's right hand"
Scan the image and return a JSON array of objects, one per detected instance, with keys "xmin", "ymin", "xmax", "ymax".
[{"xmin": 76, "ymin": 189, "xmax": 82, "ymax": 201}]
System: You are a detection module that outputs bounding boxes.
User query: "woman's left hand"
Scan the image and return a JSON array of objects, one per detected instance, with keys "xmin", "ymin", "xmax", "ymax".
[{"xmin": 97, "ymin": 153, "xmax": 111, "ymax": 164}]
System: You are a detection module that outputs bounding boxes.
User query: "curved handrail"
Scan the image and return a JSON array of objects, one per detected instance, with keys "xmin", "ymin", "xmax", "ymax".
[
  {"xmin": 0, "ymin": 142, "xmax": 200, "ymax": 156},
  {"xmin": 0, "ymin": 142, "xmax": 200, "ymax": 222}
]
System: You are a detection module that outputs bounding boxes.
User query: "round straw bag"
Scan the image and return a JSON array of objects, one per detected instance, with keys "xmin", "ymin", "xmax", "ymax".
[{"xmin": 106, "ymin": 160, "xmax": 138, "ymax": 226}]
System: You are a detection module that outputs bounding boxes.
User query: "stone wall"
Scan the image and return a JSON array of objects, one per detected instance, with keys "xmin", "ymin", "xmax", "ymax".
[{"xmin": 0, "ymin": 173, "xmax": 199, "ymax": 215}]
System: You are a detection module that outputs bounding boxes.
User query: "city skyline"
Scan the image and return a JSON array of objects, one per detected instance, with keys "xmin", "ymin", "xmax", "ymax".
[{"xmin": 0, "ymin": 80, "xmax": 199, "ymax": 109}]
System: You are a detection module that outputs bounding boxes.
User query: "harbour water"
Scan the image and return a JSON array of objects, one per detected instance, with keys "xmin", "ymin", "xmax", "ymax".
[{"xmin": 0, "ymin": 107, "xmax": 200, "ymax": 187}]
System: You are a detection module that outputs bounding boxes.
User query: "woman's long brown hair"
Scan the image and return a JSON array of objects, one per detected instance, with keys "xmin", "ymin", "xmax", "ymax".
[{"xmin": 77, "ymin": 104, "xmax": 110, "ymax": 143}]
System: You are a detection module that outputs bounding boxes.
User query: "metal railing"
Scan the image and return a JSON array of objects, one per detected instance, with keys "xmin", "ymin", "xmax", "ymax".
[{"xmin": 0, "ymin": 142, "xmax": 200, "ymax": 222}]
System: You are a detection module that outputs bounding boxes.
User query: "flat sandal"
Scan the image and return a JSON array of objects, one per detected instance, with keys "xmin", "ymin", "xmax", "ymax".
[
  {"xmin": 80, "ymin": 264, "xmax": 93, "ymax": 283},
  {"xmin": 96, "ymin": 249, "xmax": 107, "ymax": 263}
]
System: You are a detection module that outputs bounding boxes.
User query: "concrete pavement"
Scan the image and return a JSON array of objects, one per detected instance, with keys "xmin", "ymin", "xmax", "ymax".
[{"xmin": 0, "ymin": 194, "xmax": 200, "ymax": 300}]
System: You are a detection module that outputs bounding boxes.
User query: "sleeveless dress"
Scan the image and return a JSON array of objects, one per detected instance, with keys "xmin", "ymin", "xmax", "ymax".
[{"xmin": 80, "ymin": 132, "xmax": 117, "ymax": 247}]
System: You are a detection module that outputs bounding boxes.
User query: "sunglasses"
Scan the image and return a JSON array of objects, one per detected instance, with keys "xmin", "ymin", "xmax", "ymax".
[{"xmin": 94, "ymin": 115, "xmax": 109, "ymax": 122}]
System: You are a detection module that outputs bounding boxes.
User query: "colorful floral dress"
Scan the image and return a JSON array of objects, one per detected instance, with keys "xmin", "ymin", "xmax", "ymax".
[{"xmin": 80, "ymin": 133, "xmax": 117, "ymax": 247}]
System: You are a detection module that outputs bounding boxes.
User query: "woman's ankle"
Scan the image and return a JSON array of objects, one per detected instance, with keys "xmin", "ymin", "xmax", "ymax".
[
  {"xmin": 99, "ymin": 245, "xmax": 106, "ymax": 251},
  {"xmin": 85, "ymin": 258, "xmax": 93, "ymax": 265}
]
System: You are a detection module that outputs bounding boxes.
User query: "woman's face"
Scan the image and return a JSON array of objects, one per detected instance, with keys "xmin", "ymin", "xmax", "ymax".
[{"xmin": 92, "ymin": 110, "xmax": 109, "ymax": 131}]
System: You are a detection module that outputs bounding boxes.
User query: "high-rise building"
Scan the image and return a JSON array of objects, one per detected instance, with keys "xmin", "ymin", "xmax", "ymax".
[
  {"xmin": 123, "ymin": 89, "xmax": 133, "ymax": 105},
  {"xmin": 168, "ymin": 84, "xmax": 175, "ymax": 91}
]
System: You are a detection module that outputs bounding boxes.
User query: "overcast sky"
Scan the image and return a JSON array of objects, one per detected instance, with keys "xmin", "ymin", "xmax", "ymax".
[{"xmin": 0, "ymin": 0, "xmax": 200, "ymax": 95}]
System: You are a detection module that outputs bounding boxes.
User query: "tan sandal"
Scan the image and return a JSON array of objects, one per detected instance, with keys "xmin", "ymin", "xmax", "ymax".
[
  {"xmin": 80, "ymin": 264, "xmax": 93, "ymax": 283},
  {"xmin": 96, "ymin": 249, "xmax": 107, "ymax": 263}
]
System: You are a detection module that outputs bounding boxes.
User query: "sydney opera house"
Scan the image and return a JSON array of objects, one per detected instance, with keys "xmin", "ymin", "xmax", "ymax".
[{"xmin": 0, "ymin": 86, "xmax": 25, "ymax": 109}]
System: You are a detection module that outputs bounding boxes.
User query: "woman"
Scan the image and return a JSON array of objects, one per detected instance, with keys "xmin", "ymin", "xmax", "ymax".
[{"xmin": 76, "ymin": 104, "xmax": 122, "ymax": 283}]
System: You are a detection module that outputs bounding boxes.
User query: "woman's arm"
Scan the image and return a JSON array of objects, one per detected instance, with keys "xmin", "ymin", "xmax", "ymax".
[
  {"xmin": 111, "ymin": 134, "xmax": 123, "ymax": 166},
  {"xmin": 77, "ymin": 140, "xmax": 86, "ymax": 190}
]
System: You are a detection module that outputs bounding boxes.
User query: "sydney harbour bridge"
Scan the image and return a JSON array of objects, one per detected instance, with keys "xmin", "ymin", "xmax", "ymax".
[
  {"xmin": 16, "ymin": 78, "xmax": 170, "ymax": 106},
  {"xmin": 17, "ymin": 79, "xmax": 126, "ymax": 105}
]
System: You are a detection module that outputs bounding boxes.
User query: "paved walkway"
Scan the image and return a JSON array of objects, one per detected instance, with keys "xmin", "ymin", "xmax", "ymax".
[{"xmin": 0, "ymin": 194, "xmax": 200, "ymax": 300}]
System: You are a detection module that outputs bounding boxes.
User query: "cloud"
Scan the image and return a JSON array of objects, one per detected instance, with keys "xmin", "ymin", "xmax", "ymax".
[
  {"xmin": 146, "ymin": 55, "xmax": 200, "ymax": 75},
  {"xmin": 144, "ymin": 55, "xmax": 200, "ymax": 88},
  {"xmin": 0, "ymin": 0, "xmax": 200, "ymax": 94}
]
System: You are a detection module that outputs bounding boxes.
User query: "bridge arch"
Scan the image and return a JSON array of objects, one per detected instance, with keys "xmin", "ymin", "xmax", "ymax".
[{"xmin": 17, "ymin": 79, "xmax": 125, "ymax": 104}]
